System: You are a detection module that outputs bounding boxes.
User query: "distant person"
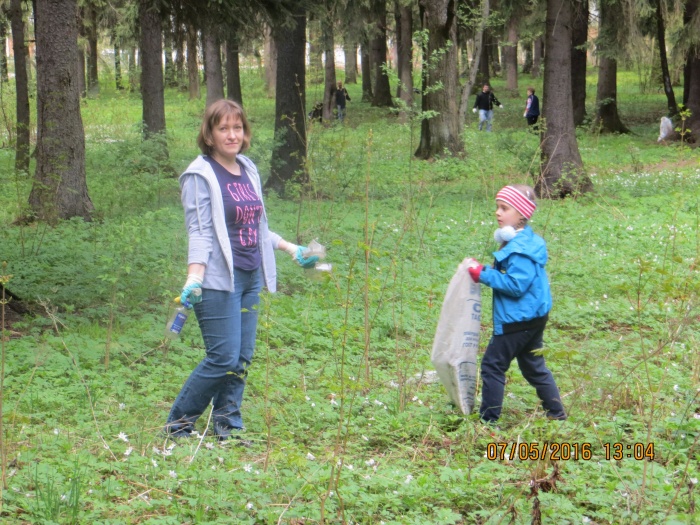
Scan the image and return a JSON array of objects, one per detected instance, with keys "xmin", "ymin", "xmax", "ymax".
[
  {"xmin": 335, "ymin": 81, "xmax": 351, "ymax": 122},
  {"xmin": 524, "ymin": 87, "xmax": 540, "ymax": 128},
  {"xmin": 165, "ymin": 99, "xmax": 318, "ymax": 442},
  {"xmin": 473, "ymin": 84, "xmax": 503, "ymax": 132},
  {"xmin": 308, "ymin": 102, "xmax": 323, "ymax": 123},
  {"xmin": 463, "ymin": 184, "xmax": 566, "ymax": 423}
]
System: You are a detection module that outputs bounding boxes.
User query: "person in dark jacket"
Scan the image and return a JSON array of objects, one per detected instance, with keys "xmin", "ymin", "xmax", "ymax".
[
  {"xmin": 472, "ymin": 84, "xmax": 503, "ymax": 132},
  {"xmin": 463, "ymin": 184, "xmax": 566, "ymax": 423},
  {"xmin": 335, "ymin": 81, "xmax": 351, "ymax": 122},
  {"xmin": 524, "ymin": 87, "xmax": 540, "ymax": 128}
]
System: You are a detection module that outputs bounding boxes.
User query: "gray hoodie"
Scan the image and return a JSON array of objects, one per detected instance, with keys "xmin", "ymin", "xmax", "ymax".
[{"xmin": 179, "ymin": 155, "xmax": 281, "ymax": 293}]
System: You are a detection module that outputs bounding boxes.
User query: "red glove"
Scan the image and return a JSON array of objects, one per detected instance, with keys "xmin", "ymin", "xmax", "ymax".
[{"xmin": 467, "ymin": 264, "xmax": 483, "ymax": 283}]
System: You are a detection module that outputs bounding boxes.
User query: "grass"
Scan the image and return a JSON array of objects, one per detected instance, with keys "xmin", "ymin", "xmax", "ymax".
[{"xmin": 0, "ymin": 66, "xmax": 698, "ymax": 524}]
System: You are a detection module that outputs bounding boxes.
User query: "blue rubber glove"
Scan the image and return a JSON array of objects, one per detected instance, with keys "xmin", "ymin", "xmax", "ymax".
[
  {"xmin": 180, "ymin": 274, "xmax": 203, "ymax": 308},
  {"xmin": 294, "ymin": 246, "xmax": 320, "ymax": 269}
]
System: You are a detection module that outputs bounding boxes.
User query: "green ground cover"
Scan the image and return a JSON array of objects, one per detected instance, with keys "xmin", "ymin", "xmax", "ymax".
[{"xmin": 0, "ymin": 70, "xmax": 698, "ymax": 524}]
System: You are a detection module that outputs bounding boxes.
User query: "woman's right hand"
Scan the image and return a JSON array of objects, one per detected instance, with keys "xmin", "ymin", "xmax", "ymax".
[{"xmin": 180, "ymin": 274, "xmax": 203, "ymax": 306}]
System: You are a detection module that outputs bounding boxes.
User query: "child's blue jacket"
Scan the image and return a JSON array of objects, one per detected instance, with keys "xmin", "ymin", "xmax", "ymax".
[{"xmin": 479, "ymin": 225, "xmax": 552, "ymax": 335}]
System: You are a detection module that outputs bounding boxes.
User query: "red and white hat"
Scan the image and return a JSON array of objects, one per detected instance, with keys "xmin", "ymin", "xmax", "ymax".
[{"xmin": 496, "ymin": 186, "xmax": 536, "ymax": 219}]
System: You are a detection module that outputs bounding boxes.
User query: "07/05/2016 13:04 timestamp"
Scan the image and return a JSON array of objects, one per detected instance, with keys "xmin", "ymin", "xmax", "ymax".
[{"xmin": 486, "ymin": 442, "xmax": 655, "ymax": 461}]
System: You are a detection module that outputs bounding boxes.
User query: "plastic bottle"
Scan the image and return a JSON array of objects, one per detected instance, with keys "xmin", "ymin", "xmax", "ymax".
[
  {"xmin": 164, "ymin": 289, "xmax": 201, "ymax": 340},
  {"xmin": 302, "ymin": 240, "xmax": 332, "ymax": 281}
]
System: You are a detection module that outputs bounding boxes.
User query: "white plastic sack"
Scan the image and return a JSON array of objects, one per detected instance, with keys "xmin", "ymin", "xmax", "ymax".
[
  {"xmin": 658, "ymin": 116, "xmax": 674, "ymax": 143},
  {"xmin": 431, "ymin": 263, "xmax": 482, "ymax": 414}
]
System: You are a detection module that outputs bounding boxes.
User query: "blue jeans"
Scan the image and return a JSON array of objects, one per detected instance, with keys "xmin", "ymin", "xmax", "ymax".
[
  {"xmin": 337, "ymin": 104, "xmax": 345, "ymax": 122},
  {"xmin": 479, "ymin": 325, "xmax": 566, "ymax": 422},
  {"xmin": 478, "ymin": 109, "xmax": 493, "ymax": 132},
  {"xmin": 165, "ymin": 267, "xmax": 262, "ymax": 438}
]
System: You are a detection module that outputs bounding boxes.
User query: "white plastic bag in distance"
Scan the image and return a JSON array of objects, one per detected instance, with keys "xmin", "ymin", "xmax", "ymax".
[{"xmin": 431, "ymin": 262, "xmax": 482, "ymax": 414}]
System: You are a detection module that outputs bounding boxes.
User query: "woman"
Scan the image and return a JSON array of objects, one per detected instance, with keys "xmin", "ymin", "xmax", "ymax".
[{"xmin": 165, "ymin": 99, "xmax": 317, "ymax": 441}]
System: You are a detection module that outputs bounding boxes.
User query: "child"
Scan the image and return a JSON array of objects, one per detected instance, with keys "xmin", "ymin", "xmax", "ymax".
[{"xmin": 465, "ymin": 184, "xmax": 566, "ymax": 423}]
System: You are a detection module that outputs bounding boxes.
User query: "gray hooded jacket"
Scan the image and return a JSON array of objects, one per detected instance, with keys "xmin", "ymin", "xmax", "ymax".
[{"xmin": 179, "ymin": 155, "xmax": 280, "ymax": 293}]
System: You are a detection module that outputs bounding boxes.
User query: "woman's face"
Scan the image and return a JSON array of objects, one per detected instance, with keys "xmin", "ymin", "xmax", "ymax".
[
  {"xmin": 495, "ymin": 200, "xmax": 524, "ymax": 229},
  {"xmin": 210, "ymin": 114, "xmax": 245, "ymax": 162}
]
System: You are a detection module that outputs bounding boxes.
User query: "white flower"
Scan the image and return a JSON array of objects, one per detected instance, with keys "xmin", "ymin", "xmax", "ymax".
[
  {"xmin": 306, "ymin": 453, "xmax": 316, "ymax": 461},
  {"xmin": 205, "ymin": 442, "xmax": 215, "ymax": 450},
  {"xmin": 244, "ymin": 464, "xmax": 253, "ymax": 473},
  {"xmin": 690, "ymin": 478, "xmax": 698, "ymax": 485},
  {"xmin": 246, "ymin": 502, "xmax": 254, "ymax": 510},
  {"xmin": 124, "ymin": 447, "xmax": 133, "ymax": 457},
  {"xmin": 118, "ymin": 432, "xmax": 129, "ymax": 442},
  {"xmin": 365, "ymin": 459, "xmax": 376, "ymax": 466},
  {"xmin": 151, "ymin": 459, "xmax": 158, "ymax": 468},
  {"xmin": 673, "ymin": 385, "xmax": 680, "ymax": 392},
  {"xmin": 53, "ymin": 429, "xmax": 59, "ymax": 435},
  {"xmin": 374, "ymin": 400, "xmax": 384, "ymax": 406},
  {"xmin": 405, "ymin": 474, "xmax": 413, "ymax": 484},
  {"xmin": 119, "ymin": 403, "xmax": 126, "ymax": 410},
  {"xmin": 169, "ymin": 470, "xmax": 177, "ymax": 479},
  {"xmin": 345, "ymin": 464, "xmax": 354, "ymax": 470}
]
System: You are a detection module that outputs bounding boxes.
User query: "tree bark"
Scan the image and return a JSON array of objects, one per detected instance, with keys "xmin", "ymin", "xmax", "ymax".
[
  {"xmin": 266, "ymin": 7, "xmax": 307, "ymax": 196},
  {"xmin": 29, "ymin": 0, "xmax": 93, "ymax": 221},
  {"xmin": 308, "ymin": 19, "xmax": 323, "ymax": 84},
  {"xmin": 459, "ymin": 0, "xmax": 489, "ymax": 130},
  {"xmin": 571, "ymin": 0, "xmax": 588, "ymax": 126},
  {"xmin": 0, "ymin": 21, "xmax": 8, "ymax": 82},
  {"xmin": 503, "ymin": 13, "xmax": 518, "ymax": 93},
  {"xmin": 396, "ymin": 2, "xmax": 413, "ymax": 116},
  {"xmin": 415, "ymin": 0, "xmax": 462, "ymax": 159},
  {"xmin": 344, "ymin": 40, "xmax": 358, "ymax": 83},
  {"xmin": 321, "ymin": 5, "xmax": 337, "ymax": 122},
  {"xmin": 476, "ymin": 30, "xmax": 490, "ymax": 87},
  {"xmin": 140, "ymin": 0, "xmax": 167, "ymax": 143},
  {"xmin": 128, "ymin": 46, "xmax": 138, "ymax": 92},
  {"xmin": 684, "ymin": 0, "xmax": 700, "ymax": 138},
  {"xmin": 226, "ymin": 35, "xmax": 242, "ymax": 105},
  {"xmin": 532, "ymin": 35, "xmax": 543, "ymax": 78},
  {"xmin": 654, "ymin": 0, "xmax": 678, "ymax": 117},
  {"xmin": 86, "ymin": 4, "xmax": 99, "ymax": 96},
  {"xmin": 263, "ymin": 24, "xmax": 276, "ymax": 96},
  {"xmin": 370, "ymin": 0, "xmax": 393, "ymax": 107},
  {"xmin": 114, "ymin": 32, "xmax": 124, "ymax": 90},
  {"xmin": 593, "ymin": 0, "xmax": 629, "ymax": 133},
  {"xmin": 538, "ymin": 0, "xmax": 592, "ymax": 198},
  {"xmin": 186, "ymin": 22, "xmax": 200, "ymax": 100},
  {"xmin": 203, "ymin": 28, "xmax": 224, "ymax": 108},
  {"xmin": 9, "ymin": 0, "xmax": 30, "ymax": 173},
  {"xmin": 360, "ymin": 41, "xmax": 373, "ymax": 102},
  {"xmin": 522, "ymin": 40, "xmax": 533, "ymax": 74},
  {"xmin": 164, "ymin": 18, "xmax": 175, "ymax": 88}
]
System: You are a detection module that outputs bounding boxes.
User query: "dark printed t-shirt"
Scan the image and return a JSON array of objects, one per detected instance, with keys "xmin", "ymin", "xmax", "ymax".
[{"xmin": 207, "ymin": 157, "xmax": 262, "ymax": 270}]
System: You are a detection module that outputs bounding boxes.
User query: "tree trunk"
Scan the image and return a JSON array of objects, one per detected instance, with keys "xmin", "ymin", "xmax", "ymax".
[
  {"xmin": 458, "ymin": 0, "xmax": 489, "ymax": 130},
  {"xmin": 308, "ymin": 19, "xmax": 323, "ymax": 84},
  {"xmin": 226, "ymin": 35, "xmax": 242, "ymax": 104},
  {"xmin": 114, "ymin": 34, "xmax": 124, "ymax": 90},
  {"xmin": 29, "ymin": 0, "xmax": 93, "ymax": 221},
  {"xmin": 87, "ymin": 4, "xmax": 99, "ymax": 96},
  {"xmin": 174, "ymin": 18, "xmax": 185, "ymax": 89},
  {"xmin": 415, "ymin": 0, "xmax": 462, "ymax": 159},
  {"xmin": 522, "ymin": 40, "xmax": 532, "ymax": 74},
  {"xmin": 593, "ymin": 0, "xmax": 629, "ymax": 133},
  {"xmin": 128, "ymin": 47, "xmax": 137, "ymax": 92},
  {"xmin": 532, "ymin": 35, "xmax": 543, "ymax": 78},
  {"xmin": 654, "ymin": 0, "xmax": 678, "ymax": 117},
  {"xmin": 266, "ymin": 7, "xmax": 307, "ymax": 196},
  {"xmin": 344, "ymin": 40, "xmax": 358, "ymax": 83},
  {"xmin": 503, "ymin": 13, "xmax": 518, "ymax": 93},
  {"xmin": 321, "ymin": 7, "xmax": 337, "ymax": 122},
  {"xmin": 683, "ymin": 0, "xmax": 700, "ymax": 138},
  {"xmin": 370, "ymin": 0, "xmax": 393, "ymax": 107},
  {"xmin": 360, "ymin": 41, "xmax": 373, "ymax": 101},
  {"xmin": 164, "ymin": 19, "xmax": 175, "ymax": 88},
  {"xmin": 476, "ymin": 30, "xmax": 490, "ymax": 87},
  {"xmin": 571, "ymin": 0, "xmax": 588, "ymax": 126},
  {"xmin": 139, "ymin": 0, "xmax": 167, "ymax": 139},
  {"xmin": 0, "ymin": 22, "xmax": 8, "ymax": 82},
  {"xmin": 538, "ymin": 0, "xmax": 592, "ymax": 198},
  {"xmin": 203, "ymin": 28, "xmax": 224, "ymax": 107},
  {"xmin": 396, "ymin": 2, "xmax": 413, "ymax": 117},
  {"xmin": 263, "ymin": 24, "xmax": 276, "ymax": 96},
  {"xmin": 9, "ymin": 0, "xmax": 30, "ymax": 173},
  {"xmin": 186, "ymin": 22, "xmax": 200, "ymax": 100}
]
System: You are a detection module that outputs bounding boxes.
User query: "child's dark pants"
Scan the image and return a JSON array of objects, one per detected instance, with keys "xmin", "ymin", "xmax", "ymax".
[{"xmin": 479, "ymin": 322, "xmax": 566, "ymax": 422}]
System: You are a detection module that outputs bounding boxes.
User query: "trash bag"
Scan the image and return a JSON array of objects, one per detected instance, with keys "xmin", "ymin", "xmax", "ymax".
[
  {"xmin": 658, "ymin": 116, "xmax": 674, "ymax": 143},
  {"xmin": 431, "ymin": 263, "xmax": 482, "ymax": 414}
]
